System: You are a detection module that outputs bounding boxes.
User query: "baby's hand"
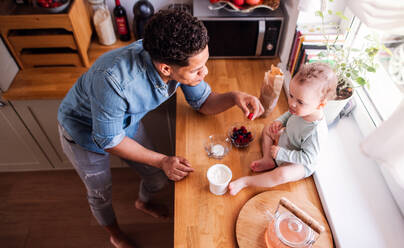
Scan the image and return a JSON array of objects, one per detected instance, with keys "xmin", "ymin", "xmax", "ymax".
[
  {"xmin": 269, "ymin": 121, "xmax": 283, "ymax": 135},
  {"xmin": 270, "ymin": 145, "xmax": 280, "ymax": 159}
]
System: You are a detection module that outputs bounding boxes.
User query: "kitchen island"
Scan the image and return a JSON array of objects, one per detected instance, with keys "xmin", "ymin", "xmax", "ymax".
[{"xmin": 174, "ymin": 59, "xmax": 333, "ymax": 247}]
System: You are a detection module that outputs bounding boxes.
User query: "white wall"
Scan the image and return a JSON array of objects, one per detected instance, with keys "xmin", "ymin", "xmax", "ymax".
[{"xmin": 105, "ymin": 0, "xmax": 192, "ymax": 32}]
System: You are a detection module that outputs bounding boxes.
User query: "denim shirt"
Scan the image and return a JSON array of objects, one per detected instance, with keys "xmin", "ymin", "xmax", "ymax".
[{"xmin": 58, "ymin": 40, "xmax": 211, "ymax": 154}]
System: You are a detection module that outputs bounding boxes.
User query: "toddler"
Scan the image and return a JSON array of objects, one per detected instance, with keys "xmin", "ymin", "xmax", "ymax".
[{"xmin": 229, "ymin": 63, "xmax": 338, "ymax": 195}]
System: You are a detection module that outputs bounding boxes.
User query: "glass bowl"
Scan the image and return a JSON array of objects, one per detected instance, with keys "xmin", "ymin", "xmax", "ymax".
[
  {"xmin": 228, "ymin": 122, "xmax": 254, "ymax": 148},
  {"xmin": 204, "ymin": 135, "xmax": 231, "ymax": 159}
]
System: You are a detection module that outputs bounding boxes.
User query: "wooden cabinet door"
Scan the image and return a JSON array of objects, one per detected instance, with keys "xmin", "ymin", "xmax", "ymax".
[
  {"xmin": 142, "ymin": 95, "xmax": 176, "ymax": 156},
  {"xmin": 11, "ymin": 100, "xmax": 124, "ymax": 169},
  {"xmin": 0, "ymin": 100, "xmax": 52, "ymax": 171}
]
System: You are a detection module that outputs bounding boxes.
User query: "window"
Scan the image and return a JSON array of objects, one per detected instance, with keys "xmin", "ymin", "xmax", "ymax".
[
  {"xmin": 346, "ymin": 15, "xmax": 404, "ymax": 134},
  {"xmin": 345, "ymin": 7, "xmax": 404, "ymax": 218}
]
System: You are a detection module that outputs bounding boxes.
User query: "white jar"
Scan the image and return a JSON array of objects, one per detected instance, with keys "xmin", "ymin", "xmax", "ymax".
[
  {"xmin": 206, "ymin": 164, "xmax": 232, "ymax": 195},
  {"xmin": 88, "ymin": 0, "xmax": 116, "ymax": 46}
]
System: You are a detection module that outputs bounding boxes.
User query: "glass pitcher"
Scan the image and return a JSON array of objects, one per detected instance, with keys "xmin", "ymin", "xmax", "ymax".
[{"xmin": 265, "ymin": 197, "xmax": 325, "ymax": 248}]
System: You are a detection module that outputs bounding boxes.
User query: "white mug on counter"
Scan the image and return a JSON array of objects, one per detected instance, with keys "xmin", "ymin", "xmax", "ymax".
[{"xmin": 207, "ymin": 164, "xmax": 232, "ymax": 195}]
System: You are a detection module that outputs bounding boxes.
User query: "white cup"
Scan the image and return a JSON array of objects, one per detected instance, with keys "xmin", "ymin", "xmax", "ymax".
[{"xmin": 207, "ymin": 164, "xmax": 232, "ymax": 195}]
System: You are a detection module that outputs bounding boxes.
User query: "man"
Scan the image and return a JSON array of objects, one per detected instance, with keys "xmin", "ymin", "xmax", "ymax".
[{"xmin": 58, "ymin": 10, "xmax": 264, "ymax": 248}]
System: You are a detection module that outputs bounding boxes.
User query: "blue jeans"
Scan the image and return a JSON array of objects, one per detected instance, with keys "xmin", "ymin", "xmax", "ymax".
[{"xmin": 58, "ymin": 123, "xmax": 168, "ymax": 226}]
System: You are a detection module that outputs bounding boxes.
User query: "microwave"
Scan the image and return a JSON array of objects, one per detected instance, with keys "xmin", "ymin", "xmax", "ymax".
[{"xmin": 193, "ymin": 1, "xmax": 284, "ymax": 58}]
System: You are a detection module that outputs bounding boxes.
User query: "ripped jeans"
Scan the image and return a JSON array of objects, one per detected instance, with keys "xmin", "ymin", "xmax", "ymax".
[{"xmin": 58, "ymin": 123, "xmax": 168, "ymax": 226}]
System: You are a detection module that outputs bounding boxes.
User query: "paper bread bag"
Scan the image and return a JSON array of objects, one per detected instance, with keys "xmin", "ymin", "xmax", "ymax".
[{"xmin": 259, "ymin": 65, "xmax": 284, "ymax": 117}]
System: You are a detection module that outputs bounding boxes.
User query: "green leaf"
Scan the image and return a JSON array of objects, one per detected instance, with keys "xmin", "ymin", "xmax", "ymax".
[
  {"xmin": 328, "ymin": 10, "xmax": 333, "ymax": 15},
  {"xmin": 356, "ymin": 77, "xmax": 366, "ymax": 86},
  {"xmin": 352, "ymin": 70, "xmax": 359, "ymax": 78},
  {"xmin": 365, "ymin": 47, "xmax": 379, "ymax": 57},
  {"xmin": 335, "ymin": 11, "xmax": 348, "ymax": 21},
  {"xmin": 367, "ymin": 66, "xmax": 376, "ymax": 72},
  {"xmin": 345, "ymin": 73, "xmax": 351, "ymax": 78},
  {"xmin": 315, "ymin": 10, "xmax": 324, "ymax": 18},
  {"xmin": 318, "ymin": 51, "xmax": 326, "ymax": 57},
  {"xmin": 329, "ymin": 0, "xmax": 334, "ymax": 2}
]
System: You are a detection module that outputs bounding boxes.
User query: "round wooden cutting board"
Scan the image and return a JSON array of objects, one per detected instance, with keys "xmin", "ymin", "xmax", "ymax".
[{"xmin": 235, "ymin": 190, "xmax": 333, "ymax": 248}]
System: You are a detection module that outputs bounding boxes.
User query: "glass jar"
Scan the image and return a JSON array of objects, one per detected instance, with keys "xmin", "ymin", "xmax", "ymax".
[
  {"xmin": 88, "ymin": 0, "xmax": 116, "ymax": 46},
  {"xmin": 265, "ymin": 197, "xmax": 324, "ymax": 248},
  {"xmin": 267, "ymin": 211, "xmax": 314, "ymax": 248}
]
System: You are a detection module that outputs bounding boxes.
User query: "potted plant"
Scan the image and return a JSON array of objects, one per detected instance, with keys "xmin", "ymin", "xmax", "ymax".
[{"xmin": 314, "ymin": 8, "xmax": 389, "ymax": 125}]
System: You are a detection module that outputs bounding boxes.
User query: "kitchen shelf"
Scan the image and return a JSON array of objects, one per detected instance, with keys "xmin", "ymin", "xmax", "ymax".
[
  {"xmin": 0, "ymin": 0, "xmax": 92, "ymax": 69},
  {"xmin": 2, "ymin": 38, "xmax": 135, "ymax": 100}
]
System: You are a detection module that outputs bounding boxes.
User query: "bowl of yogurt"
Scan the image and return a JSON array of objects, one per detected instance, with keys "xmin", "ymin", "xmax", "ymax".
[
  {"xmin": 206, "ymin": 164, "xmax": 232, "ymax": 195},
  {"xmin": 204, "ymin": 135, "xmax": 231, "ymax": 159}
]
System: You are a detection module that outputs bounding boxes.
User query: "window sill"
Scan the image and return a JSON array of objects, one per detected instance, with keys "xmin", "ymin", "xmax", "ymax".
[{"xmin": 314, "ymin": 115, "xmax": 404, "ymax": 247}]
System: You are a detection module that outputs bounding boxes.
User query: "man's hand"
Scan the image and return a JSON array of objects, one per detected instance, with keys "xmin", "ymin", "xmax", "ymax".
[
  {"xmin": 159, "ymin": 156, "xmax": 194, "ymax": 181},
  {"xmin": 233, "ymin": 92, "xmax": 264, "ymax": 120},
  {"xmin": 270, "ymin": 145, "xmax": 280, "ymax": 159}
]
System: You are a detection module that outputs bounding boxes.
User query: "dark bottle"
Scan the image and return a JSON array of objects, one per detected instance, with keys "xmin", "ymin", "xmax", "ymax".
[
  {"xmin": 133, "ymin": 0, "xmax": 154, "ymax": 40},
  {"xmin": 113, "ymin": 0, "xmax": 131, "ymax": 41}
]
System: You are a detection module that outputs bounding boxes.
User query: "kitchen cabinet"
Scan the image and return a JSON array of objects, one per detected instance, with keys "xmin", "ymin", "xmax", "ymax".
[
  {"xmin": 8, "ymin": 97, "xmax": 176, "ymax": 171},
  {"xmin": 0, "ymin": 98, "xmax": 52, "ymax": 171},
  {"xmin": 142, "ymin": 95, "xmax": 176, "ymax": 156},
  {"xmin": 10, "ymin": 99, "xmax": 124, "ymax": 169}
]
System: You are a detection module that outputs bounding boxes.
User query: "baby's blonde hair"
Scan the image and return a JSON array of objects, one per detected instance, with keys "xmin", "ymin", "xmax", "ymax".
[{"xmin": 294, "ymin": 63, "xmax": 338, "ymax": 101}]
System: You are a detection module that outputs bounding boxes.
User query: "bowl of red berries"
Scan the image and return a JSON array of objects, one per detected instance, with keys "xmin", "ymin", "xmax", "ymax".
[
  {"xmin": 35, "ymin": 0, "xmax": 71, "ymax": 13},
  {"xmin": 228, "ymin": 123, "xmax": 254, "ymax": 148}
]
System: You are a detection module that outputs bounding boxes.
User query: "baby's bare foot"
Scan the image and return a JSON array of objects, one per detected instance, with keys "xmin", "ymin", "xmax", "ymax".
[
  {"xmin": 250, "ymin": 159, "xmax": 275, "ymax": 172},
  {"xmin": 229, "ymin": 178, "xmax": 248, "ymax": 195},
  {"xmin": 110, "ymin": 235, "xmax": 136, "ymax": 248},
  {"xmin": 135, "ymin": 199, "xmax": 169, "ymax": 219}
]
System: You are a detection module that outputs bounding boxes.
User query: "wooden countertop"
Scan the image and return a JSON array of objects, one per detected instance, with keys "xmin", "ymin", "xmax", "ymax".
[{"xmin": 174, "ymin": 59, "xmax": 333, "ymax": 247}]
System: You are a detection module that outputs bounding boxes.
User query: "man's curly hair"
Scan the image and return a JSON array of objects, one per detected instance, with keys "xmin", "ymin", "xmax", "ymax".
[{"xmin": 143, "ymin": 9, "xmax": 209, "ymax": 67}]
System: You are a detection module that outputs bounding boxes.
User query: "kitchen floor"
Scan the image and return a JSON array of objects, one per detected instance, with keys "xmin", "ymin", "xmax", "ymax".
[{"xmin": 0, "ymin": 168, "xmax": 174, "ymax": 248}]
